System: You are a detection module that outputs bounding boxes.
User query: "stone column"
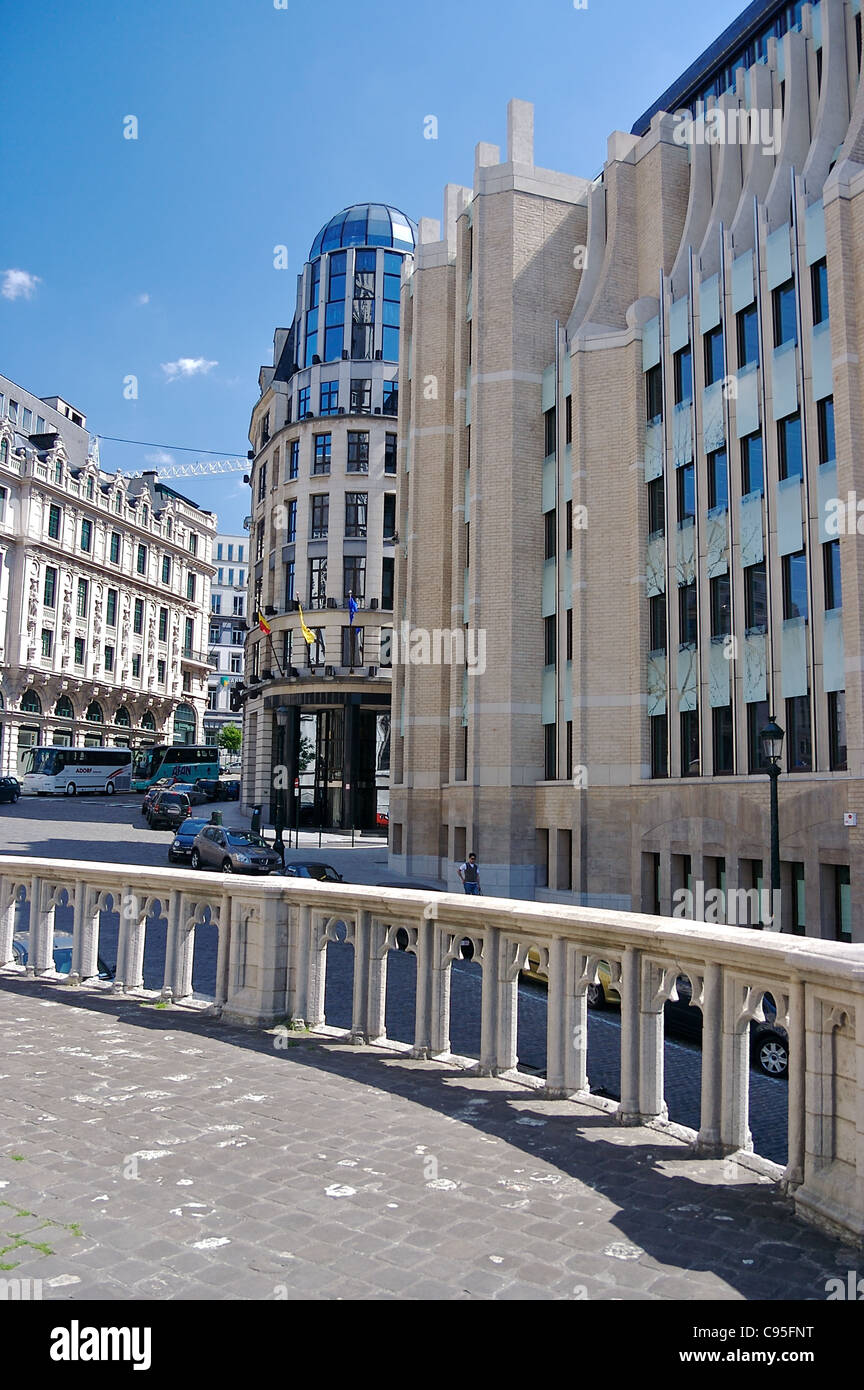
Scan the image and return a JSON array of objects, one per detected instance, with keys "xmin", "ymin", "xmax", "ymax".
[
  {"xmin": 0, "ymin": 881, "xmax": 17, "ymax": 966},
  {"xmin": 720, "ymin": 983, "xmax": 752, "ymax": 1153},
  {"xmin": 305, "ymin": 914, "xmax": 327, "ymax": 1029},
  {"xmin": 412, "ymin": 921, "xmax": 434, "ymax": 1057},
  {"xmin": 430, "ymin": 928, "xmax": 452, "ymax": 1057},
  {"xmin": 30, "ymin": 876, "xmax": 53, "ymax": 974},
  {"xmin": 784, "ymin": 977, "xmax": 805, "ymax": 1188},
  {"xmin": 495, "ymin": 941, "xmax": 519, "ymax": 1074},
  {"xmin": 162, "ymin": 892, "xmax": 183, "ymax": 997},
  {"xmin": 289, "ymin": 904, "xmax": 312, "ymax": 1026},
  {"xmin": 478, "ymin": 930, "xmax": 500, "ymax": 1074},
  {"xmin": 366, "ymin": 919, "xmax": 388, "ymax": 1044},
  {"xmin": 618, "ymin": 947, "xmax": 641, "ymax": 1124},
  {"xmin": 638, "ymin": 989, "xmax": 667, "ymax": 1122},
  {"xmin": 697, "ymin": 963, "xmax": 723, "ymax": 1152},
  {"xmin": 214, "ymin": 890, "xmax": 232, "ymax": 1007},
  {"xmin": 121, "ymin": 887, "xmax": 146, "ymax": 992},
  {"xmin": 350, "ymin": 911, "xmax": 372, "ymax": 1042},
  {"xmin": 544, "ymin": 937, "xmax": 568, "ymax": 1095}
]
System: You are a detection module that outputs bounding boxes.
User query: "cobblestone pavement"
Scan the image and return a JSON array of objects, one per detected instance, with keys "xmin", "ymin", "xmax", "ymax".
[{"xmin": 0, "ymin": 974, "xmax": 854, "ymax": 1301}]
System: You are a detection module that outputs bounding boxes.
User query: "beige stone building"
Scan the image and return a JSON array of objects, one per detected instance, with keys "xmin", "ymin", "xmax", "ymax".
[{"xmin": 391, "ymin": 0, "xmax": 864, "ymax": 941}]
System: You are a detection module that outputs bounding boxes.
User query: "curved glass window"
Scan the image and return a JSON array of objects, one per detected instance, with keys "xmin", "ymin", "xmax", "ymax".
[
  {"xmin": 309, "ymin": 204, "xmax": 417, "ymax": 259},
  {"xmin": 173, "ymin": 703, "xmax": 197, "ymax": 745}
]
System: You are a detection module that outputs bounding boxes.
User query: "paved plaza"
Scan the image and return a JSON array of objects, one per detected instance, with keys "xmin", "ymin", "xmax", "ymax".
[{"xmin": 0, "ymin": 973, "xmax": 856, "ymax": 1301}]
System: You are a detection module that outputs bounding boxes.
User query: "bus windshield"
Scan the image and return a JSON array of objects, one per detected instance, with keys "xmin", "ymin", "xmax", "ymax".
[
  {"xmin": 133, "ymin": 748, "xmax": 162, "ymax": 781},
  {"xmin": 23, "ymin": 748, "xmax": 64, "ymax": 776}
]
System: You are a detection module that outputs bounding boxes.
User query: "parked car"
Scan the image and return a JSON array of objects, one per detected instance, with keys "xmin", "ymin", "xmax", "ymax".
[
  {"xmin": 190, "ymin": 826, "xmax": 281, "ymax": 875},
  {"xmin": 217, "ymin": 779, "xmax": 241, "ymax": 801},
  {"xmin": 141, "ymin": 778, "xmax": 173, "ymax": 815},
  {"xmin": 282, "ymin": 862, "xmax": 344, "ymax": 883},
  {"xmin": 0, "ymin": 777, "xmax": 20, "ymax": 804},
  {"xmin": 12, "ymin": 931, "xmax": 113, "ymax": 979},
  {"xmin": 193, "ymin": 779, "xmax": 221, "ymax": 802},
  {"xmin": 168, "ymin": 817, "xmax": 211, "ymax": 864},
  {"xmin": 168, "ymin": 782, "xmax": 209, "ymax": 807},
  {"xmin": 147, "ymin": 789, "xmax": 192, "ymax": 830},
  {"xmin": 376, "ymin": 810, "xmax": 389, "ymax": 829}
]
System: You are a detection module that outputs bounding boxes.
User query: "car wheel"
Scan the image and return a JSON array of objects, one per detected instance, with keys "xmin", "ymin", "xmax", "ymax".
[
  {"xmin": 65, "ymin": 782, "xmax": 76, "ymax": 796},
  {"xmin": 222, "ymin": 858, "xmax": 234, "ymax": 874},
  {"xmin": 586, "ymin": 982, "xmax": 606, "ymax": 1009},
  {"xmin": 105, "ymin": 781, "xmax": 116, "ymax": 796},
  {"xmin": 11, "ymin": 791, "xmax": 19, "ymax": 803},
  {"xmin": 190, "ymin": 849, "xmax": 201, "ymax": 869},
  {"xmin": 756, "ymin": 1032, "xmax": 789, "ymax": 1078}
]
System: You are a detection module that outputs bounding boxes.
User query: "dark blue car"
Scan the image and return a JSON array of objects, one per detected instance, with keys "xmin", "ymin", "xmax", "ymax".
[{"xmin": 168, "ymin": 818, "xmax": 210, "ymax": 864}]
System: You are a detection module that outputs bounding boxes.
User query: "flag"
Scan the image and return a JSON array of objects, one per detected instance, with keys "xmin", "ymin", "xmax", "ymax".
[
  {"xmin": 297, "ymin": 603, "xmax": 316, "ymax": 646},
  {"xmin": 348, "ymin": 593, "xmax": 359, "ymax": 625},
  {"xmin": 257, "ymin": 610, "xmax": 271, "ymax": 635}
]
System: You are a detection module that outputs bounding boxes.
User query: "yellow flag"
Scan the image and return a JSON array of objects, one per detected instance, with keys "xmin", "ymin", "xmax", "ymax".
[{"xmin": 297, "ymin": 603, "xmax": 316, "ymax": 646}]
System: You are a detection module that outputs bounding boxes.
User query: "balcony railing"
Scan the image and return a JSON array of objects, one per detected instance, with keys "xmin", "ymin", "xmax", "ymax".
[
  {"xmin": 2, "ymin": 856, "xmax": 864, "ymax": 1244},
  {"xmin": 181, "ymin": 647, "xmax": 213, "ymax": 665}
]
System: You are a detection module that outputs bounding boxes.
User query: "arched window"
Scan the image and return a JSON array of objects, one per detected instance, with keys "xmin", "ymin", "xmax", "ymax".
[
  {"xmin": 20, "ymin": 690, "xmax": 41, "ymax": 714},
  {"xmin": 173, "ymin": 703, "xmax": 196, "ymax": 745},
  {"xmin": 141, "ymin": 711, "xmax": 156, "ymax": 732},
  {"xmin": 54, "ymin": 695, "xmax": 74, "ymax": 719},
  {"xmin": 85, "ymin": 701, "xmax": 103, "ymax": 723},
  {"xmin": 114, "ymin": 706, "xmax": 131, "ymax": 727}
]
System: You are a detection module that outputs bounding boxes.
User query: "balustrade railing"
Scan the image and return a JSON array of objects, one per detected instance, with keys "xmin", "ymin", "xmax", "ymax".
[{"xmin": 1, "ymin": 854, "xmax": 863, "ymax": 1244}]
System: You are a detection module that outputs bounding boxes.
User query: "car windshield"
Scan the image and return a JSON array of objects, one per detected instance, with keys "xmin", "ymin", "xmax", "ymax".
[
  {"xmin": 180, "ymin": 820, "xmax": 209, "ymax": 834},
  {"xmin": 306, "ymin": 865, "xmax": 337, "ymax": 881},
  {"xmin": 227, "ymin": 833, "xmax": 268, "ymax": 848},
  {"xmin": 161, "ymin": 795, "xmax": 186, "ymax": 807}
]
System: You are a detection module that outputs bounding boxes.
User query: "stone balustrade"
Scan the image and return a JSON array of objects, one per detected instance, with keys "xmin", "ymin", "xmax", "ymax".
[{"xmin": 1, "ymin": 854, "xmax": 863, "ymax": 1245}]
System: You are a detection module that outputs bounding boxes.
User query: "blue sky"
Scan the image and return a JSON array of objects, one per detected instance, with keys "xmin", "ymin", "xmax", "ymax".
[{"xmin": 1, "ymin": 0, "xmax": 746, "ymax": 530}]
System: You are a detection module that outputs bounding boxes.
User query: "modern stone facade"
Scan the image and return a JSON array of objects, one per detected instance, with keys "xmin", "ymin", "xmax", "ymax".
[
  {"xmin": 392, "ymin": 0, "xmax": 864, "ymax": 943},
  {"xmin": 242, "ymin": 206, "xmax": 412, "ymax": 829},
  {"xmin": 0, "ymin": 373, "xmax": 216, "ymax": 771}
]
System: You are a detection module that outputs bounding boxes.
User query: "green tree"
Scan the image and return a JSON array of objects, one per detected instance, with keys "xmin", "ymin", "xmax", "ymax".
[
  {"xmin": 298, "ymin": 734, "xmax": 315, "ymax": 772},
  {"xmin": 218, "ymin": 724, "xmax": 242, "ymax": 755}
]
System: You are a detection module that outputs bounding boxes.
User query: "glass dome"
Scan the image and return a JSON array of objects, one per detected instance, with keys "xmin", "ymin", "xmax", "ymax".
[{"xmin": 309, "ymin": 204, "xmax": 417, "ymax": 260}]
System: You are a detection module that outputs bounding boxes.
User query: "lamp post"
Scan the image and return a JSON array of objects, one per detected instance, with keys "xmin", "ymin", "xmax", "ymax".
[
  {"xmin": 274, "ymin": 704, "xmax": 290, "ymax": 866},
  {"xmin": 759, "ymin": 714, "xmax": 785, "ymax": 927}
]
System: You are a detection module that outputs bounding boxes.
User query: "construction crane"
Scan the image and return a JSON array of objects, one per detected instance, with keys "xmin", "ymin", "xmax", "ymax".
[{"xmin": 126, "ymin": 457, "xmax": 249, "ymax": 481}]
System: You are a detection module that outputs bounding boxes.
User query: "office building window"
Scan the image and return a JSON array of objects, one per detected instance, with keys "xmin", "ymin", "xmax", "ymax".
[
  {"xmin": 328, "ymin": 250, "xmax": 347, "ymax": 303},
  {"xmin": 741, "ymin": 432, "xmax": 764, "ymax": 494},
  {"xmin": 737, "ymin": 303, "xmax": 760, "ymax": 367},
  {"xmin": 284, "ymin": 561, "xmax": 295, "ymax": 605},
  {"xmin": 833, "ymin": 866, "xmax": 851, "ymax": 941},
  {"xmin": 650, "ymin": 713, "xmax": 668, "ymax": 779},
  {"xmin": 313, "ymin": 434, "xmax": 331, "ymax": 474},
  {"xmin": 543, "ymin": 724, "xmax": 557, "ymax": 780},
  {"xmin": 74, "ymin": 637, "xmax": 85, "ymax": 666},
  {"xmin": 48, "ymin": 504, "xmax": 62, "ymax": 540},
  {"xmin": 811, "ymin": 258, "xmax": 829, "ymax": 325},
  {"xmin": 109, "ymin": 531, "xmax": 121, "ymax": 564},
  {"xmin": 345, "ymin": 492, "xmax": 368, "ymax": 538},
  {"xmin": 320, "ymin": 380, "xmax": 339, "ymax": 415},
  {"xmin": 382, "ymin": 556, "xmax": 394, "ymax": 610},
  {"xmin": 680, "ymin": 709, "xmax": 700, "ymax": 776},
  {"xmin": 544, "ymin": 615, "xmax": 556, "ymax": 666},
  {"xmin": 76, "ymin": 578, "xmax": 89, "ymax": 619},
  {"xmin": 384, "ymin": 433, "xmax": 398, "ymax": 474},
  {"xmin": 824, "ymin": 538, "xmax": 841, "ymax": 610},
  {"xmin": 704, "ymin": 326, "xmax": 724, "ymax": 386},
  {"xmin": 707, "ymin": 448, "xmax": 728, "ymax": 510},
  {"xmin": 713, "ymin": 706, "xmax": 734, "ymax": 775},
  {"xmin": 649, "ymin": 594, "xmax": 666, "ymax": 651},
  {"xmin": 829, "ymin": 690, "xmax": 847, "ymax": 771},
  {"xmin": 565, "ymin": 395, "xmax": 573, "ymax": 444},
  {"xmin": 710, "ymin": 574, "xmax": 731, "ymax": 638},
  {"xmin": 41, "ymin": 629, "xmax": 53, "ymax": 659},
  {"xmin": 778, "ymin": 413, "xmax": 803, "ymax": 479},
  {"xmin": 289, "ymin": 440, "xmax": 299, "ymax": 479},
  {"xmin": 211, "ymin": 593, "xmax": 222, "ymax": 615},
  {"xmin": 158, "ymin": 607, "xmax": 168, "ymax": 642},
  {"xmin": 186, "ymin": 573, "xmax": 196, "ymax": 602},
  {"xmin": 344, "ymin": 556, "xmax": 365, "ymax": 606},
  {"xmin": 742, "ymin": 565, "xmax": 767, "ymax": 635},
  {"xmin": 383, "ymin": 492, "xmax": 396, "ymax": 539},
  {"xmin": 818, "ymin": 396, "xmax": 835, "ymax": 464},
  {"xmin": 257, "ymin": 462, "xmax": 267, "ymax": 501},
  {"xmin": 352, "ymin": 250, "xmax": 376, "ymax": 359},
  {"xmin": 677, "ymin": 463, "xmax": 695, "ymax": 523},
  {"xmin": 347, "ymin": 431, "xmax": 369, "ymax": 473},
  {"xmin": 673, "ymin": 347, "xmax": 692, "ymax": 405},
  {"xmin": 309, "ymin": 557, "xmax": 327, "ymax": 609},
  {"xmin": 162, "ymin": 555, "xmax": 171, "ymax": 584},
  {"xmin": 106, "ymin": 588, "xmax": 117, "ymax": 626},
  {"xmin": 286, "ymin": 498, "xmax": 297, "ymax": 542},
  {"xmin": 782, "ymin": 550, "xmax": 808, "ymax": 620},
  {"xmin": 773, "ymin": 278, "xmax": 797, "ymax": 347},
  {"xmin": 255, "ymin": 521, "xmax": 264, "ymax": 561},
  {"xmin": 383, "ymin": 380, "xmax": 398, "ymax": 416},
  {"xmin": 157, "ymin": 658, "xmax": 166, "ymax": 684},
  {"xmin": 679, "ymin": 582, "xmax": 698, "ymax": 645},
  {"xmin": 646, "ymin": 364, "xmax": 663, "ymax": 423},
  {"xmin": 350, "ymin": 379, "xmax": 372, "ymax": 414},
  {"xmin": 786, "ymin": 694, "xmax": 813, "ymax": 772},
  {"xmin": 136, "ymin": 543, "xmax": 147, "ymax": 575},
  {"xmin": 233, "ymin": 595, "xmax": 245, "ymax": 616},
  {"xmin": 544, "ymin": 408, "xmax": 556, "ymax": 458},
  {"xmin": 544, "ymin": 510, "xmax": 556, "ymax": 559},
  {"xmin": 133, "ymin": 598, "xmax": 144, "ymax": 634},
  {"xmin": 216, "ymin": 544, "xmax": 223, "ymax": 561},
  {"xmin": 310, "ymin": 494, "xmax": 329, "ymax": 539},
  {"xmin": 131, "ymin": 653, "xmax": 141, "ymax": 678},
  {"xmin": 341, "ymin": 625, "xmax": 364, "ymax": 667},
  {"xmin": 747, "ymin": 699, "xmax": 770, "ymax": 773},
  {"xmin": 647, "ymin": 477, "xmax": 665, "ymax": 535},
  {"xmin": 43, "ymin": 566, "xmax": 57, "ymax": 608},
  {"xmin": 104, "ymin": 645, "xmax": 114, "ymax": 673},
  {"xmin": 80, "ymin": 518, "xmax": 92, "ymax": 553}
]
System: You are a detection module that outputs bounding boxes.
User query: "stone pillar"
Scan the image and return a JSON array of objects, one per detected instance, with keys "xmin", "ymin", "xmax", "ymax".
[
  {"xmin": 478, "ymin": 930, "xmax": 500, "ymax": 1074},
  {"xmin": 121, "ymin": 887, "xmax": 146, "ymax": 992},
  {"xmin": 618, "ymin": 947, "xmax": 641, "ymax": 1123},
  {"xmin": 289, "ymin": 904, "xmax": 312, "ymax": 1025},
  {"xmin": 0, "ymin": 881, "xmax": 17, "ymax": 966},
  {"xmin": 784, "ymin": 978, "xmax": 805, "ymax": 1188},
  {"xmin": 412, "ymin": 921, "xmax": 434, "ymax": 1057},
  {"xmin": 366, "ymin": 920, "xmax": 388, "ymax": 1043},
  {"xmin": 720, "ymin": 984, "xmax": 753, "ymax": 1153},
  {"xmin": 697, "ymin": 963, "xmax": 723, "ymax": 1151},
  {"xmin": 174, "ymin": 913, "xmax": 195, "ymax": 1002},
  {"xmin": 639, "ymin": 990, "xmax": 667, "ymax": 1122},
  {"xmin": 496, "ymin": 962, "xmax": 519, "ymax": 1074},
  {"xmin": 214, "ymin": 891, "xmax": 232, "ymax": 1007},
  {"xmin": 305, "ymin": 915, "xmax": 327, "ymax": 1028},
  {"xmin": 30, "ymin": 877, "xmax": 53, "ymax": 974},
  {"xmin": 350, "ymin": 911, "xmax": 372, "ymax": 1042},
  {"xmin": 430, "ymin": 929, "xmax": 452, "ymax": 1057},
  {"xmin": 163, "ymin": 892, "xmax": 183, "ymax": 996},
  {"xmin": 544, "ymin": 937, "xmax": 568, "ymax": 1095}
]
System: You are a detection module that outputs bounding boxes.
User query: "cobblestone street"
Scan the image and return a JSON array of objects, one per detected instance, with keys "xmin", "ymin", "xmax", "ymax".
[{"xmin": 0, "ymin": 975, "xmax": 853, "ymax": 1301}]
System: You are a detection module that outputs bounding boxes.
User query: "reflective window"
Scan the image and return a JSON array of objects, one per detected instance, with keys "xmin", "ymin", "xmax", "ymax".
[
  {"xmin": 320, "ymin": 380, "xmax": 339, "ymax": 415},
  {"xmin": 741, "ymin": 432, "xmax": 764, "ymax": 494},
  {"xmin": 382, "ymin": 326, "xmax": 400, "ymax": 361},
  {"xmin": 298, "ymin": 386, "xmax": 310, "ymax": 418},
  {"xmin": 778, "ymin": 413, "xmax": 803, "ymax": 479},
  {"xmin": 383, "ymin": 381, "xmax": 398, "ymax": 416},
  {"xmin": 783, "ymin": 550, "xmax": 808, "ymax": 621}
]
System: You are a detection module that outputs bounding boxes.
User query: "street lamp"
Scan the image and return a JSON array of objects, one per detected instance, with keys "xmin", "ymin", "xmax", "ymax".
[
  {"xmin": 274, "ymin": 705, "xmax": 290, "ymax": 866},
  {"xmin": 759, "ymin": 714, "xmax": 785, "ymax": 924}
]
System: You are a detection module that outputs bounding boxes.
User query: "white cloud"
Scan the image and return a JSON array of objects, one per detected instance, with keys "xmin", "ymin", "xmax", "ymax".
[
  {"xmin": 135, "ymin": 292, "xmax": 150, "ymax": 306},
  {"xmin": 145, "ymin": 450, "xmax": 174, "ymax": 465},
  {"xmin": 2, "ymin": 268, "xmax": 41, "ymax": 301},
  {"xmin": 161, "ymin": 357, "xmax": 218, "ymax": 382}
]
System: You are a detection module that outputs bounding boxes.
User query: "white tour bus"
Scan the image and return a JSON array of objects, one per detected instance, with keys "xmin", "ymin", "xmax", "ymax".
[{"xmin": 20, "ymin": 745, "xmax": 133, "ymax": 797}]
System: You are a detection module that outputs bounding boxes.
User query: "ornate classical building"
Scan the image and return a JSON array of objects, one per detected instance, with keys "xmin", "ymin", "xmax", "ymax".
[
  {"xmin": 0, "ymin": 373, "xmax": 216, "ymax": 772},
  {"xmin": 242, "ymin": 204, "xmax": 412, "ymax": 829},
  {"xmin": 205, "ymin": 531, "xmax": 247, "ymax": 747},
  {"xmin": 393, "ymin": 0, "xmax": 864, "ymax": 942}
]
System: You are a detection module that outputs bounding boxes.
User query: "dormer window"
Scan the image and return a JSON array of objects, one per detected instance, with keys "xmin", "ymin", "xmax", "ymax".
[
  {"xmin": 114, "ymin": 491, "xmax": 123, "ymax": 513},
  {"xmin": 54, "ymin": 461, "xmax": 63, "ymax": 485},
  {"xmin": 86, "ymin": 476, "xmax": 94, "ymax": 500}
]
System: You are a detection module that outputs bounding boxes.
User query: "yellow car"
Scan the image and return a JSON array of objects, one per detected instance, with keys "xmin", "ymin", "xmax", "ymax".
[{"xmin": 521, "ymin": 951, "xmax": 619, "ymax": 1008}]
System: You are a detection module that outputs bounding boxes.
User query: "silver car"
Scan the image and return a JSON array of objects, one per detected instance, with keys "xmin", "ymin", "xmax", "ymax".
[{"xmin": 190, "ymin": 825, "xmax": 280, "ymax": 875}]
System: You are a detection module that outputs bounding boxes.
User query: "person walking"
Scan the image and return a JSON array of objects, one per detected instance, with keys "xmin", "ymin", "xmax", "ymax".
[{"xmin": 459, "ymin": 853, "xmax": 481, "ymax": 895}]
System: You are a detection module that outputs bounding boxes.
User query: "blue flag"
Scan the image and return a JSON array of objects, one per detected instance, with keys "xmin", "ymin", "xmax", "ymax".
[{"xmin": 348, "ymin": 593, "xmax": 359, "ymax": 624}]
